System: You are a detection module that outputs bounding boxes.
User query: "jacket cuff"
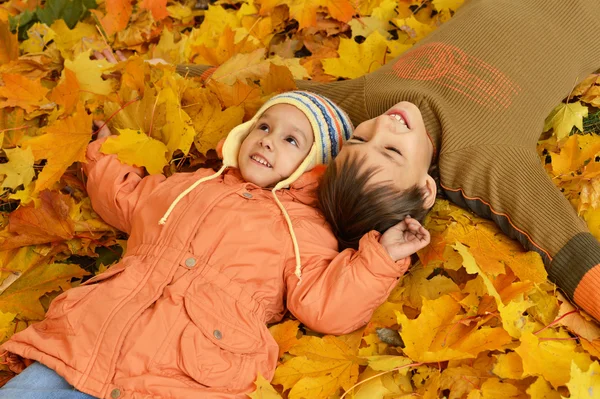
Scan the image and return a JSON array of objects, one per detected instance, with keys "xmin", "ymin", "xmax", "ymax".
[{"xmin": 359, "ymin": 231, "xmax": 411, "ymax": 278}]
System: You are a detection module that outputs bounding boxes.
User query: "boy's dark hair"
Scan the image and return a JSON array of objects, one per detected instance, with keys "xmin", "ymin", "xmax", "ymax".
[{"xmin": 317, "ymin": 153, "xmax": 430, "ymax": 251}]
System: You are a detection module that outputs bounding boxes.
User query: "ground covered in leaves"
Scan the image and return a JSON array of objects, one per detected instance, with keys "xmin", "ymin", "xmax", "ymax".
[{"xmin": 1, "ymin": 0, "xmax": 600, "ymax": 397}]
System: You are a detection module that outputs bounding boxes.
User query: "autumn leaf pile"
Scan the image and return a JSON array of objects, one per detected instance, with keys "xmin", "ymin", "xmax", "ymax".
[{"xmin": 1, "ymin": 0, "xmax": 600, "ymax": 397}]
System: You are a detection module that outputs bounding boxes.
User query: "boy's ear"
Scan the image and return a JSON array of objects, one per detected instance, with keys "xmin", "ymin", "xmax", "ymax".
[{"xmin": 422, "ymin": 175, "xmax": 437, "ymax": 209}]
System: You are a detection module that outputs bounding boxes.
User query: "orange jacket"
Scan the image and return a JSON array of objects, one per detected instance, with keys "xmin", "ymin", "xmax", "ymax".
[{"xmin": 2, "ymin": 138, "xmax": 410, "ymax": 399}]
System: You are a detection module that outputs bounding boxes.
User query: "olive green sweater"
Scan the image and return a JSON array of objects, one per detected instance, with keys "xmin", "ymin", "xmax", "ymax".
[{"xmin": 177, "ymin": 0, "xmax": 600, "ymax": 320}]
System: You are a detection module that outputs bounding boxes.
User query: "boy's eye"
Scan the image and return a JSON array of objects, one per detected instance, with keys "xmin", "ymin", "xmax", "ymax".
[
  {"xmin": 350, "ymin": 136, "xmax": 366, "ymax": 142},
  {"xmin": 258, "ymin": 123, "xmax": 269, "ymax": 132},
  {"xmin": 386, "ymin": 146, "xmax": 402, "ymax": 156},
  {"xmin": 286, "ymin": 137, "xmax": 298, "ymax": 147}
]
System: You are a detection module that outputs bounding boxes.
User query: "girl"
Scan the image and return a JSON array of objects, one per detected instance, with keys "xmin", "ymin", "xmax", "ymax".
[{"xmin": 0, "ymin": 91, "xmax": 430, "ymax": 398}]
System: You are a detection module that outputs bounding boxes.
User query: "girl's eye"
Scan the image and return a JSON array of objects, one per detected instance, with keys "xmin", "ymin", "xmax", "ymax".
[
  {"xmin": 350, "ymin": 136, "xmax": 366, "ymax": 142},
  {"xmin": 286, "ymin": 137, "xmax": 298, "ymax": 147},
  {"xmin": 386, "ymin": 146, "xmax": 402, "ymax": 156},
  {"xmin": 258, "ymin": 123, "xmax": 269, "ymax": 132}
]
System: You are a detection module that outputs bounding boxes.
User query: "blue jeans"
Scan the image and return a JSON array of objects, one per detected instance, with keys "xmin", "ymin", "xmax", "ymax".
[{"xmin": 0, "ymin": 362, "xmax": 97, "ymax": 399}]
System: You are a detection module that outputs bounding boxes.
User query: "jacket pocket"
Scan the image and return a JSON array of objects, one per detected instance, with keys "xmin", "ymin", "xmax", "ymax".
[
  {"xmin": 34, "ymin": 266, "xmax": 126, "ymax": 334},
  {"xmin": 180, "ymin": 292, "xmax": 262, "ymax": 390}
]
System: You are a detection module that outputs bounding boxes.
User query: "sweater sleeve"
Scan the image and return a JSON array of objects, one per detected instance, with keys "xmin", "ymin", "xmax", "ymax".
[
  {"xmin": 439, "ymin": 144, "xmax": 600, "ymax": 319},
  {"xmin": 285, "ymin": 225, "xmax": 410, "ymax": 336},
  {"xmin": 83, "ymin": 137, "xmax": 167, "ymax": 234}
]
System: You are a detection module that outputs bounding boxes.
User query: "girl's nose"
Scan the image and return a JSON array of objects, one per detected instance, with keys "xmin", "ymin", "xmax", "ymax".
[{"xmin": 260, "ymin": 135, "xmax": 274, "ymax": 151}]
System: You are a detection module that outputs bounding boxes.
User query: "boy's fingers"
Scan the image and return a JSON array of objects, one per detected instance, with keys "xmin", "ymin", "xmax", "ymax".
[
  {"xmin": 116, "ymin": 50, "xmax": 127, "ymax": 61},
  {"xmin": 93, "ymin": 51, "xmax": 105, "ymax": 60}
]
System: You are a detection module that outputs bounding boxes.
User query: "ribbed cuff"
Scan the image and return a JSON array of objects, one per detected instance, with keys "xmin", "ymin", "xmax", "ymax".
[{"xmin": 552, "ymin": 233, "xmax": 600, "ymax": 299}]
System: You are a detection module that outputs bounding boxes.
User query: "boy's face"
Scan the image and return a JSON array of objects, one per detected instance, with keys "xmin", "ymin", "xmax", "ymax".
[
  {"xmin": 238, "ymin": 104, "xmax": 314, "ymax": 188},
  {"xmin": 337, "ymin": 101, "xmax": 436, "ymax": 207}
]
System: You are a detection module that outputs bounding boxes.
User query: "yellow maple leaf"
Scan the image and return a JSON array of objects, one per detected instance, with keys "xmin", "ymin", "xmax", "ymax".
[
  {"xmin": 543, "ymin": 102, "xmax": 588, "ymax": 141},
  {"xmin": 23, "ymin": 104, "xmax": 92, "ymax": 194},
  {"xmin": 515, "ymin": 331, "xmax": 592, "ymax": 388},
  {"xmin": 396, "ymin": 295, "xmax": 500, "ymax": 363},
  {"xmin": 364, "ymin": 355, "xmax": 414, "ymax": 372},
  {"xmin": 51, "ymin": 20, "xmax": 104, "ymax": 60},
  {"xmin": 0, "ymin": 73, "xmax": 51, "ymax": 113},
  {"xmin": 0, "ymin": 147, "xmax": 35, "ymax": 190},
  {"xmin": 492, "ymin": 352, "xmax": 523, "ymax": 380},
  {"xmin": 248, "ymin": 373, "xmax": 283, "ymax": 399},
  {"xmin": 0, "ymin": 261, "xmax": 87, "ymax": 319},
  {"xmin": 186, "ymin": 89, "xmax": 244, "ymax": 155},
  {"xmin": 432, "ymin": 0, "xmax": 465, "ymax": 12},
  {"xmin": 0, "ymin": 310, "xmax": 16, "ymax": 342},
  {"xmin": 152, "ymin": 29, "xmax": 187, "ymax": 65},
  {"xmin": 566, "ymin": 361, "xmax": 600, "ymax": 399},
  {"xmin": 21, "ymin": 23, "xmax": 56, "ymax": 54},
  {"xmin": 260, "ymin": 0, "xmax": 355, "ymax": 29},
  {"xmin": 64, "ymin": 50, "xmax": 114, "ymax": 99},
  {"xmin": 394, "ymin": 15, "xmax": 435, "ymax": 41},
  {"xmin": 322, "ymin": 31, "xmax": 388, "ymax": 79},
  {"xmin": 210, "ymin": 48, "xmax": 270, "ymax": 85},
  {"xmin": 269, "ymin": 319, "xmax": 300, "ymax": 359},
  {"xmin": 526, "ymin": 377, "xmax": 560, "ymax": 399},
  {"xmin": 467, "ymin": 378, "xmax": 521, "ymax": 399},
  {"xmin": 101, "ymin": 128, "xmax": 168, "ymax": 175},
  {"xmin": 155, "ymin": 87, "xmax": 196, "ymax": 158},
  {"xmin": 273, "ymin": 332, "xmax": 361, "ymax": 399}
]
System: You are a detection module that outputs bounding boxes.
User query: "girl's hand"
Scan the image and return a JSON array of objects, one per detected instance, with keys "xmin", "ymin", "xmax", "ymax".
[
  {"xmin": 94, "ymin": 120, "xmax": 112, "ymax": 140},
  {"xmin": 380, "ymin": 216, "xmax": 430, "ymax": 262},
  {"xmin": 93, "ymin": 48, "xmax": 127, "ymax": 64}
]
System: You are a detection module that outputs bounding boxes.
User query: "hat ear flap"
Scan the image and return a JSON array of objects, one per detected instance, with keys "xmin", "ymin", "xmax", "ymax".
[{"xmin": 220, "ymin": 119, "xmax": 256, "ymax": 167}]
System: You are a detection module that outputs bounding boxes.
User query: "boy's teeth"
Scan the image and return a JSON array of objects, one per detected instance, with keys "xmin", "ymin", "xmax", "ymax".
[{"xmin": 390, "ymin": 113, "xmax": 407, "ymax": 125}]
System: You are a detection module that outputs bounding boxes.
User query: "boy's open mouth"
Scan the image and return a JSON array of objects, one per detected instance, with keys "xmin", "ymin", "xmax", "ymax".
[{"xmin": 250, "ymin": 154, "xmax": 272, "ymax": 168}]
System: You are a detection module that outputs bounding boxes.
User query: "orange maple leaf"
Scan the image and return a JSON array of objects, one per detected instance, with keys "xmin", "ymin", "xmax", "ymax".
[
  {"xmin": 23, "ymin": 104, "xmax": 92, "ymax": 194},
  {"xmin": 95, "ymin": 0, "xmax": 133, "ymax": 36},
  {"xmin": 140, "ymin": 0, "xmax": 169, "ymax": 21},
  {"xmin": 0, "ymin": 74, "xmax": 50, "ymax": 113},
  {"xmin": 0, "ymin": 190, "xmax": 75, "ymax": 250},
  {"xmin": 48, "ymin": 68, "xmax": 80, "ymax": 116},
  {"xmin": 0, "ymin": 20, "xmax": 18, "ymax": 66}
]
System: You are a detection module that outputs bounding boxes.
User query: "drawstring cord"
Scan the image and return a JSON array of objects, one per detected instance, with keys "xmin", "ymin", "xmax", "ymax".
[
  {"xmin": 158, "ymin": 165, "xmax": 227, "ymax": 225},
  {"xmin": 272, "ymin": 186, "xmax": 303, "ymax": 284}
]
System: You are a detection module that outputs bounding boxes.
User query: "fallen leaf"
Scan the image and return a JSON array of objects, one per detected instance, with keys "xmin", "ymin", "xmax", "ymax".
[
  {"xmin": 0, "ymin": 147, "xmax": 35, "ymax": 190},
  {"xmin": 23, "ymin": 103, "xmax": 92, "ymax": 193},
  {"xmin": 101, "ymin": 128, "xmax": 168, "ymax": 174},
  {"xmin": 248, "ymin": 373, "xmax": 283, "ymax": 399},
  {"xmin": 543, "ymin": 102, "xmax": 588, "ymax": 141},
  {"xmin": 0, "ymin": 73, "xmax": 50, "ymax": 113},
  {"xmin": 322, "ymin": 31, "xmax": 388, "ymax": 79}
]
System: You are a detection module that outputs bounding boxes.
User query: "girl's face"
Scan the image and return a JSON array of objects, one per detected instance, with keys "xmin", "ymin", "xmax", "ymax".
[
  {"xmin": 337, "ymin": 101, "xmax": 436, "ymax": 205},
  {"xmin": 238, "ymin": 104, "xmax": 314, "ymax": 188}
]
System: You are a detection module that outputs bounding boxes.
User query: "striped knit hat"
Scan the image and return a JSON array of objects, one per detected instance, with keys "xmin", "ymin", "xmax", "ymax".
[{"xmin": 220, "ymin": 90, "xmax": 354, "ymax": 190}]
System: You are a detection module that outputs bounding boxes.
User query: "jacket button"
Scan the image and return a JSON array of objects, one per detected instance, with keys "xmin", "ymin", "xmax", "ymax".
[
  {"xmin": 213, "ymin": 329, "xmax": 222, "ymax": 340},
  {"xmin": 185, "ymin": 257, "xmax": 196, "ymax": 267},
  {"xmin": 111, "ymin": 388, "xmax": 121, "ymax": 398},
  {"xmin": 242, "ymin": 192, "xmax": 252, "ymax": 199}
]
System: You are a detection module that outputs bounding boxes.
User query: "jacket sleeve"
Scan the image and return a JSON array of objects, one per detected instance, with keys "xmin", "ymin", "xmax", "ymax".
[
  {"xmin": 83, "ymin": 137, "xmax": 167, "ymax": 234},
  {"xmin": 284, "ymin": 220, "xmax": 410, "ymax": 335},
  {"xmin": 439, "ymin": 144, "xmax": 600, "ymax": 321}
]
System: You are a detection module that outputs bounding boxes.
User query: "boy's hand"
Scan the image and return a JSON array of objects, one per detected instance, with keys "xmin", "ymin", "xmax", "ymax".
[{"xmin": 380, "ymin": 216, "xmax": 430, "ymax": 262}]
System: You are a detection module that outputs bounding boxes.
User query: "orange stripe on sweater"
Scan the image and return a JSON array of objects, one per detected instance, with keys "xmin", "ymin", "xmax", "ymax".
[
  {"xmin": 441, "ymin": 183, "xmax": 553, "ymax": 261},
  {"xmin": 573, "ymin": 264, "xmax": 600, "ymax": 321}
]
